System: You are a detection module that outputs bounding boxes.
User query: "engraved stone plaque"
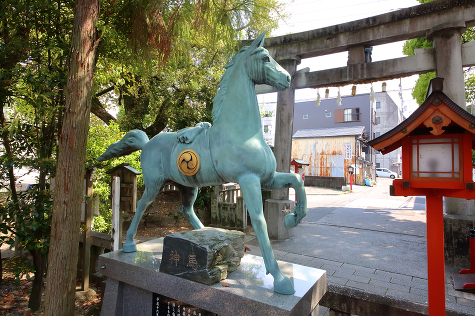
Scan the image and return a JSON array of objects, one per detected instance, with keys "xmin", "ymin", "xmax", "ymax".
[{"xmin": 159, "ymin": 227, "xmax": 245, "ymax": 285}]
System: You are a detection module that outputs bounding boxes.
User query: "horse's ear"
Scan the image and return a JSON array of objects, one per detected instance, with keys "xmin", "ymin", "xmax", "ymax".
[{"xmin": 249, "ymin": 32, "xmax": 266, "ymax": 51}]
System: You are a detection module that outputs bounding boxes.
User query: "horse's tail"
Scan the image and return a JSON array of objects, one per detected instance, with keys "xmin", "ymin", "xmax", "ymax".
[{"xmin": 97, "ymin": 129, "xmax": 149, "ymax": 161}]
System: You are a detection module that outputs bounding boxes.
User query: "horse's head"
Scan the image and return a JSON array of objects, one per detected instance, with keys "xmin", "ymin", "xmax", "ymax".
[{"xmin": 244, "ymin": 33, "xmax": 291, "ymax": 91}]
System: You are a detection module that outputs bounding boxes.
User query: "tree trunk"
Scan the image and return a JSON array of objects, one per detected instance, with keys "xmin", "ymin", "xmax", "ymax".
[
  {"xmin": 28, "ymin": 250, "xmax": 44, "ymax": 311},
  {"xmin": 43, "ymin": 0, "xmax": 100, "ymax": 315}
]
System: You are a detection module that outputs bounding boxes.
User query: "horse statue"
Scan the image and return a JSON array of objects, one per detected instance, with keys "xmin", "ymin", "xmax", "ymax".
[{"xmin": 98, "ymin": 32, "xmax": 307, "ymax": 295}]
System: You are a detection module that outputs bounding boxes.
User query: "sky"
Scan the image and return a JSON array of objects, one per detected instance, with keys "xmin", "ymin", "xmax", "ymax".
[{"xmin": 258, "ymin": 0, "xmax": 423, "ymax": 115}]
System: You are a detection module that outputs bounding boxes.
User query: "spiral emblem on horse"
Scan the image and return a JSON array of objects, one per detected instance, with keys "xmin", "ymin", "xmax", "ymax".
[{"xmin": 177, "ymin": 149, "xmax": 200, "ymax": 176}]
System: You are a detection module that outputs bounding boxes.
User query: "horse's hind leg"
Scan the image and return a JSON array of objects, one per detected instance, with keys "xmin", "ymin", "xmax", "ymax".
[
  {"xmin": 238, "ymin": 174, "xmax": 295, "ymax": 295},
  {"xmin": 263, "ymin": 172, "xmax": 307, "ymax": 229},
  {"xmin": 176, "ymin": 185, "xmax": 204, "ymax": 230},
  {"xmin": 123, "ymin": 181, "xmax": 163, "ymax": 252}
]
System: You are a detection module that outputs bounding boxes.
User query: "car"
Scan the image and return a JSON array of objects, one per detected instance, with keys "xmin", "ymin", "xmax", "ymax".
[{"xmin": 376, "ymin": 168, "xmax": 398, "ymax": 179}]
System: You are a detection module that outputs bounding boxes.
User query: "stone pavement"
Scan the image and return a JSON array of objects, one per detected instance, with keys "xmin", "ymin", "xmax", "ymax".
[{"xmin": 246, "ymin": 180, "xmax": 475, "ymax": 316}]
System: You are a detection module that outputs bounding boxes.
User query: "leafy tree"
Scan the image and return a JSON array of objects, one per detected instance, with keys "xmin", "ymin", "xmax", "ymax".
[
  {"xmin": 0, "ymin": 0, "xmax": 73, "ymax": 310},
  {"xmin": 41, "ymin": 0, "xmax": 286, "ymax": 314},
  {"xmin": 91, "ymin": 0, "xmax": 286, "ymax": 136},
  {"xmin": 1, "ymin": 0, "xmax": 285, "ymax": 312},
  {"xmin": 86, "ymin": 117, "xmax": 142, "ymax": 233},
  {"xmin": 43, "ymin": 0, "xmax": 100, "ymax": 313},
  {"xmin": 403, "ymin": 0, "xmax": 475, "ymax": 105}
]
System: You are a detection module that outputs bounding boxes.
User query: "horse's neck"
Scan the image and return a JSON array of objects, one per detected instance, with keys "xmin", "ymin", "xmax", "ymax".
[{"xmin": 213, "ymin": 67, "xmax": 263, "ymax": 138}]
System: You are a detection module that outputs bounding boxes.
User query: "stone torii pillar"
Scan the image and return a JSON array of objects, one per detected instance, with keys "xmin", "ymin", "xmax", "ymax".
[
  {"xmin": 428, "ymin": 22, "xmax": 475, "ymax": 268},
  {"xmin": 263, "ymin": 57, "xmax": 299, "ymax": 240},
  {"xmin": 428, "ymin": 21, "xmax": 466, "ymax": 108},
  {"xmin": 272, "ymin": 57, "xmax": 300, "ymax": 200}
]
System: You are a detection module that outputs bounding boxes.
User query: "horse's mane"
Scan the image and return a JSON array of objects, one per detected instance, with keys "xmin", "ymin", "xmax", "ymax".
[{"xmin": 212, "ymin": 46, "xmax": 250, "ymax": 123}]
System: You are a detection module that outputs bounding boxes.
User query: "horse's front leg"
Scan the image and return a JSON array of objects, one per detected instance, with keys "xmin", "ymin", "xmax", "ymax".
[
  {"xmin": 123, "ymin": 184, "xmax": 162, "ymax": 252},
  {"xmin": 263, "ymin": 172, "xmax": 307, "ymax": 229},
  {"xmin": 238, "ymin": 173, "xmax": 295, "ymax": 295}
]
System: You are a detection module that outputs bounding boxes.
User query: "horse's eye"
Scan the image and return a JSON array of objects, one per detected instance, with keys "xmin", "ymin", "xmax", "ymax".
[{"xmin": 262, "ymin": 56, "xmax": 270, "ymax": 62}]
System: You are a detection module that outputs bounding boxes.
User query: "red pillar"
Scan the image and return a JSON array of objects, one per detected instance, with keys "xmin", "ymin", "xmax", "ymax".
[
  {"xmin": 459, "ymin": 231, "xmax": 475, "ymax": 274},
  {"xmin": 426, "ymin": 195, "xmax": 446, "ymax": 316}
]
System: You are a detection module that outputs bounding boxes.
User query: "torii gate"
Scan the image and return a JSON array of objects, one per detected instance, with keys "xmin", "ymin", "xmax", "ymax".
[{"xmin": 258, "ymin": 0, "xmax": 475, "ymax": 268}]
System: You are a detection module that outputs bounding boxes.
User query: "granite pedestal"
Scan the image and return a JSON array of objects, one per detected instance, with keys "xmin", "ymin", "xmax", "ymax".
[{"xmin": 98, "ymin": 238, "xmax": 326, "ymax": 316}]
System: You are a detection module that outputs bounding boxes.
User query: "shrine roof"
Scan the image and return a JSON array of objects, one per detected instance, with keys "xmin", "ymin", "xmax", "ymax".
[
  {"xmin": 368, "ymin": 78, "xmax": 475, "ymax": 154},
  {"xmin": 291, "ymin": 159, "xmax": 310, "ymax": 166},
  {"xmin": 293, "ymin": 126, "xmax": 365, "ymax": 139},
  {"xmin": 106, "ymin": 162, "xmax": 142, "ymax": 175}
]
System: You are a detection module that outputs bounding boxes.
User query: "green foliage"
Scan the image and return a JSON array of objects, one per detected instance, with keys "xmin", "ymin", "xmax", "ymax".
[
  {"xmin": 91, "ymin": 213, "xmax": 111, "ymax": 233},
  {"xmin": 402, "ymin": 37, "xmax": 433, "ymax": 56},
  {"xmin": 194, "ymin": 186, "xmax": 213, "ymax": 210},
  {"xmin": 259, "ymin": 104, "xmax": 274, "ymax": 118},
  {"xmin": 92, "ymin": 0, "xmax": 286, "ymax": 135},
  {"xmin": 4, "ymin": 257, "xmax": 35, "ymax": 285},
  {"xmin": 412, "ymin": 72, "xmax": 436, "ymax": 105},
  {"xmin": 86, "ymin": 117, "xmax": 142, "ymax": 233},
  {"xmin": 466, "ymin": 73, "xmax": 475, "ymax": 105},
  {"xmin": 0, "ymin": 188, "xmax": 53, "ymax": 255},
  {"xmin": 404, "ymin": 0, "xmax": 475, "ymax": 106},
  {"xmin": 0, "ymin": 0, "xmax": 72, "ymax": 309}
]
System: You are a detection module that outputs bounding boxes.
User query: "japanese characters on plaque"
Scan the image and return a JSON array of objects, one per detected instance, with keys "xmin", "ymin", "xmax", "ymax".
[
  {"xmin": 344, "ymin": 142, "xmax": 352, "ymax": 160},
  {"xmin": 167, "ymin": 250, "xmax": 200, "ymax": 271},
  {"xmin": 152, "ymin": 293, "xmax": 217, "ymax": 316}
]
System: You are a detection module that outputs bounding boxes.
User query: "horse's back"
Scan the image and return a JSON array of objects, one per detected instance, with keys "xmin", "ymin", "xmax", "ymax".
[{"xmin": 141, "ymin": 130, "xmax": 223, "ymax": 187}]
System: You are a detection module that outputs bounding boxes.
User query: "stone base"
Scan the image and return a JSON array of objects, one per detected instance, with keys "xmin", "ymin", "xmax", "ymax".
[
  {"xmin": 264, "ymin": 199, "xmax": 295, "ymax": 240},
  {"xmin": 453, "ymin": 273, "xmax": 475, "ymax": 292},
  {"xmin": 444, "ymin": 214, "xmax": 475, "ymax": 268},
  {"xmin": 98, "ymin": 238, "xmax": 326, "ymax": 316}
]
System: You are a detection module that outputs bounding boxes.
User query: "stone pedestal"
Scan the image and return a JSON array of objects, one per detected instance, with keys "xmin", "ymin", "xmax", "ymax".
[
  {"xmin": 98, "ymin": 238, "xmax": 326, "ymax": 316},
  {"xmin": 264, "ymin": 199, "xmax": 295, "ymax": 240},
  {"xmin": 444, "ymin": 213, "xmax": 475, "ymax": 268}
]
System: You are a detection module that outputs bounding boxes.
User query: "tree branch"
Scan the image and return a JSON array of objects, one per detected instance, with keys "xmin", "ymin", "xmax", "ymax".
[
  {"xmin": 91, "ymin": 97, "xmax": 117, "ymax": 125},
  {"xmin": 95, "ymin": 85, "xmax": 115, "ymax": 98}
]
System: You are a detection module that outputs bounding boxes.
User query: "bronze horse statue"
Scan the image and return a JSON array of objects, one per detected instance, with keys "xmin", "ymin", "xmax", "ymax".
[{"xmin": 98, "ymin": 33, "xmax": 307, "ymax": 294}]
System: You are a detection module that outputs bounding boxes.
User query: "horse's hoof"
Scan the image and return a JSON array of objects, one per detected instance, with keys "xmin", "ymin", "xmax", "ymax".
[
  {"xmin": 274, "ymin": 275, "xmax": 295, "ymax": 295},
  {"xmin": 284, "ymin": 213, "xmax": 298, "ymax": 229},
  {"xmin": 123, "ymin": 241, "xmax": 137, "ymax": 253}
]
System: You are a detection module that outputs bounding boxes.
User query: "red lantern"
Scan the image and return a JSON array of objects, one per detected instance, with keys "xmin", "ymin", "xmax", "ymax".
[{"xmin": 369, "ymin": 78, "xmax": 475, "ymax": 316}]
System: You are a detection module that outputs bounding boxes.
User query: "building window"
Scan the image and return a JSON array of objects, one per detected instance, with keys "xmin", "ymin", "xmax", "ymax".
[
  {"xmin": 374, "ymin": 132, "xmax": 380, "ymax": 138},
  {"xmin": 303, "ymin": 114, "xmax": 308, "ymax": 119},
  {"xmin": 343, "ymin": 108, "xmax": 360, "ymax": 122},
  {"xmin": 264, "ymin": 125, "xmax": 270, "ymax": 133},
  {"xmin": 325, "ymin": 111, "xmax": 331, "ymax": 118},
  {"xmin": 376, "ymin": 117, "xmax": 381, "ymax": 124},
  {"xmin": 376, "ymin": 163, "xmax": 381, "ymax": 168},
  {"xmin": 376, "ymin": 101, "xmax": 381, "ymax": 109}
]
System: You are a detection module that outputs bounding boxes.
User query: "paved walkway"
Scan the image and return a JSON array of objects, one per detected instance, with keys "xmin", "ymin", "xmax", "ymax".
[{"xmin": 246, "ymin": 180, "xmax": 475, "ymax": 315}]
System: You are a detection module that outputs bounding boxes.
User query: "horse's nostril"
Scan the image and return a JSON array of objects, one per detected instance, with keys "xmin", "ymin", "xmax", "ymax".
[{"xmin": 287, "ymin": 76, "xmax": 291, "ymax": 83}]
